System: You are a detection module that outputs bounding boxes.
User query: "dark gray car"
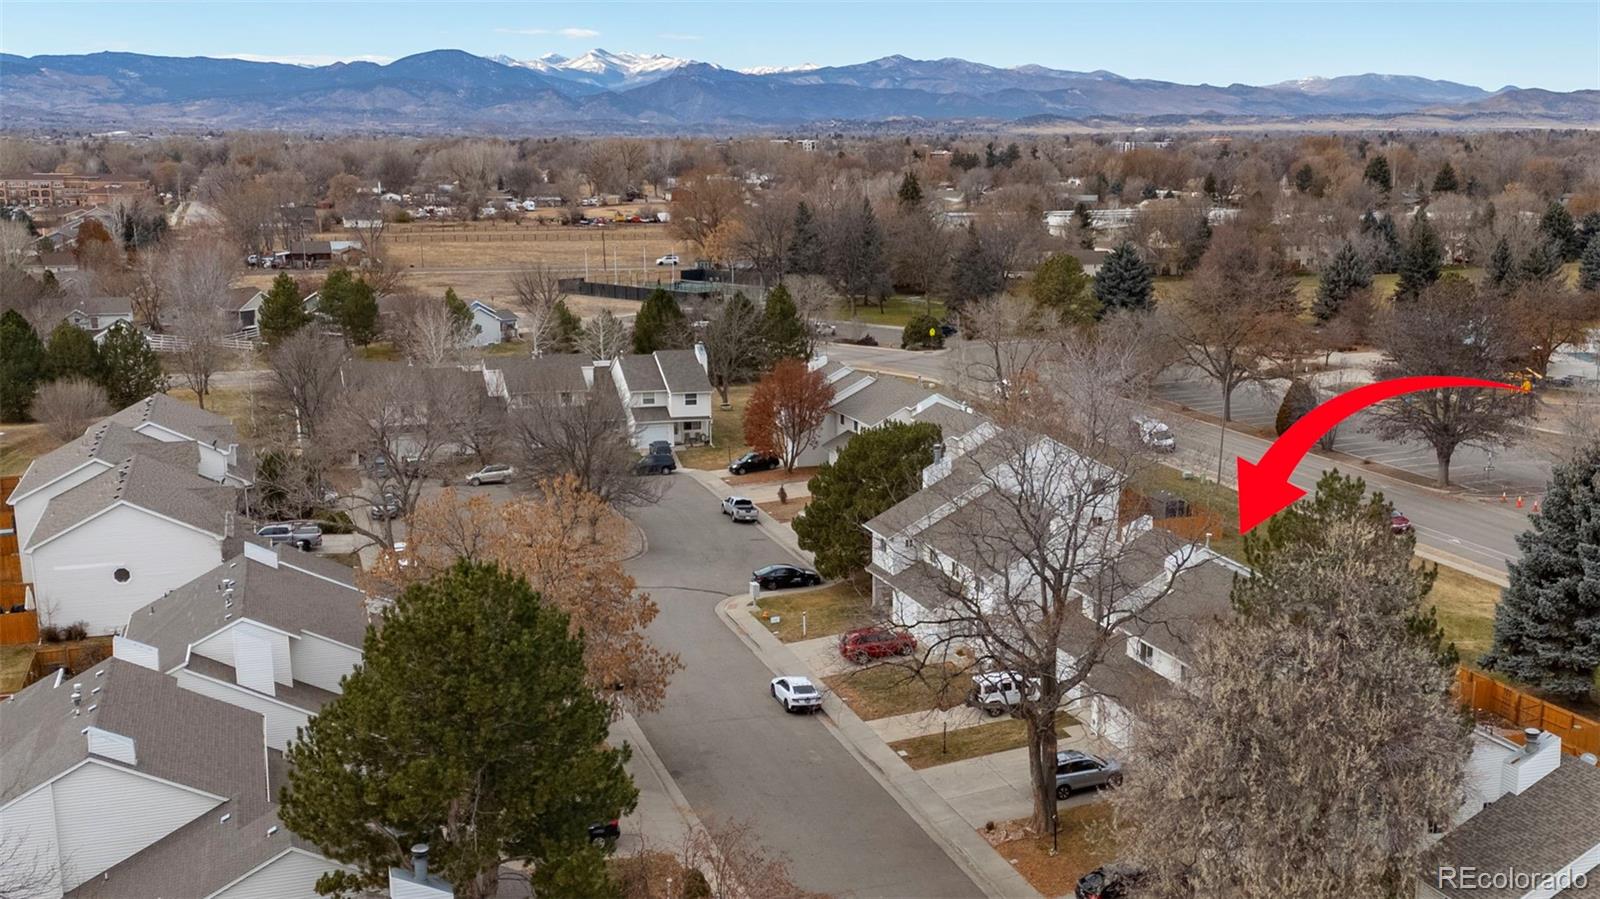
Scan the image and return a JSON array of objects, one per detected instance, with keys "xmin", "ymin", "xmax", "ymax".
[{"xmin": 1054, "ymin": 750, "xmax": 1122, "ymax": 799}]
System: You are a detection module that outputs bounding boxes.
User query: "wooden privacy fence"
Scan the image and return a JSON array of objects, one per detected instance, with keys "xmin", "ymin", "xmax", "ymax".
[
  {"xmin": 0, "ymin": 475, "xmax": 27, "ymax": 613},
  {"xmin": 1457, "ymin": 667, "xmax": 1600, "ymax": 758},
  {"xmin": 29, "ymin": 640, "xmax": 112, "ymax": 681},
  {"xmin": 0, "ymin": 610, "xmax": 38, "ymax": 645}
]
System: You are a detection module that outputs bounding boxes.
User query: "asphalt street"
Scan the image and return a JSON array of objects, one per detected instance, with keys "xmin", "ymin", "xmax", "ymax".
[{"xmin": 627, "ymin": 476, "xmax": 981, "ymax": 898}]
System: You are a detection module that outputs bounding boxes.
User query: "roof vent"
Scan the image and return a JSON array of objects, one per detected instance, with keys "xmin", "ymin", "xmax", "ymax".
[
  {"xmin": 1581, "ymin": 753, "xmax": 1598, "ymax": 766},
  {"xmin": 266, "ymin": 825, "xmax": 278, "ymax": 837},
  {"xmin": 1523, "ymin": 727, "xmax": 1543, "ymax": 751},
  {"xmin": 220, "ymin": 813, "xmax": 231, "ymax": 823}
]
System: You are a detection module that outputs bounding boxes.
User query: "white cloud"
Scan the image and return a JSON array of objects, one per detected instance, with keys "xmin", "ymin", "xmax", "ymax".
[
  {"xmin": 222, "ymin": 53, "xmax": 394, "ymax": 66},
  {"xmin": 496, "ymin": 27, "xmax": 600, "ymax": 38},
  {"xmin": 658, "ymin": 32, "xmax": 703, "ymax": 41}
]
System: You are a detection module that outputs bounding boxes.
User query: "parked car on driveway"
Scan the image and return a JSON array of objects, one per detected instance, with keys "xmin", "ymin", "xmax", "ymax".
[
  {"xmin": 1132, "ymin": 416, "xmax": 1177, "ymax": 453},
  {"xmin": 965, "ymin": 671, "xmax": 1040, "ymax": 717},
  {"xmin": 722, "ymin": 496, "xmax": 759, "ymax": 522},
  {"xmin": 1055, "ymin": 749, "xmax": 1123, "ymax": 798},
  {"xmin": 752, "ymin": 564, "xmax": 822, "ymax": 590},
  {"xmin": 1391, "ymin": 511, "xmax": 1415, "ymax": 534},
  {"xmin": 635, "ymin": 453, "xmax": 676, "ymax": 475},
  {"xmin": 588, "ymin": 819, "xmax": 621, "ymax": 847},
  {"xmin": 838, "ymin": 626, "xmax": 916, "ymax": 664},
  {"xmin": 655, "ymin": 254, "xmax": 680, "ymax": 266},
  {"xmin": 648, "ymin": 440, "xmax": 673, "ymax": 456},
  {"xmin": 467, "ymin": 463, "xmax": 514, "ymax": 486},
  {"xmin": 255, "ymin": 521, "xmax": 323, "ymax": 551},
  {"xmin": 728, "ymin": 451, "xmax": 780, "ymax": 476},
  {"xmin": 770, "ymin": 676, "xmax": 822, "ymax": 713}
]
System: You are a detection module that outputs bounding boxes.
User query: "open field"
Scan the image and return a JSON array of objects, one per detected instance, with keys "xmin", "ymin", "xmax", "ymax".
[{"xmin": 835, "ymin": 294, "xmax": 948, "ymax": 329}]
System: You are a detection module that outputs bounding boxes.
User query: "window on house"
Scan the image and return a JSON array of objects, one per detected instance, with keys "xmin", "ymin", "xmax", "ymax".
[
  {"xmin": 1136, "ymin": 640, "xmax": 1155, "ymax": 666},
  {"xmin": 559, "ymin": 391, "xmax": 572, "ymax": 406},
  {"xmin": 684, "ymin": 421, "xmax": 701, "ymax": 431},
  {"xmin": 113, "ymin": 567, "xmax": 131, "ymax": 583},
  {"xmin": 641, "ymin": 393, "xmax": 656, "ymax": 405},
  {"xmin": 685, "ymin": 393, "xmax": 698, "ymax": 406},
  {"xmin": 876, "ymin": 538, "xmax": 887, "ymax": 551},
  {"xmin": 1178, "ymin": 663, "xmax": 1191, "ymax": 683},
  {"xmin": 840, "ymin": 414, "xmax": 846, "ymax": 426}
]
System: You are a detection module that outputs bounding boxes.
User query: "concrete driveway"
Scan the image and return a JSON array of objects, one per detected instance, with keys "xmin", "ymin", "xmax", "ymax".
[{"xmin": 627, "ymin": 475, "xmax": 981, "ymax": 898}]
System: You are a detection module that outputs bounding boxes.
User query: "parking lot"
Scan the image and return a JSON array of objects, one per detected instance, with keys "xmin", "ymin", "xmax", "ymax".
[{"xmin": 1153, "ymin": 377, "xmax": 1554, "ymax": 497}]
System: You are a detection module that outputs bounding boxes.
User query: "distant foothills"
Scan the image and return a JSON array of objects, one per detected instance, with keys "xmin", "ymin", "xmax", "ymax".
[{"xmin": 1, "ymin": 48, "xmax": 1596, "ymax": 133}]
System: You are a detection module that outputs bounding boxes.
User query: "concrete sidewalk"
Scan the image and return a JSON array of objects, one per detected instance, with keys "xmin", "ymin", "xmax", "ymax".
[{"xmin": 718, "ymin": 593, "xmax": 1043, "ymax": 899}]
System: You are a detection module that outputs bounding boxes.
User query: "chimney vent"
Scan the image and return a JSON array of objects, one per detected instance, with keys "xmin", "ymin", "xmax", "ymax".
[
  {"xmin": 1581, "ymin": 753, "xmax": 1598, "ymax": 766},
  {"xmin": 412, "ymin": 843, "xmax": 430, "ymax": 881},
  {"xmin": 1523, "ymin": 727, "xmax": 1543, "ymax": 751}
]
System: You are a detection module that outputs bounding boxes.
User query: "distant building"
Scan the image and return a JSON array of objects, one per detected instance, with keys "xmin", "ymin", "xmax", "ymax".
[{"xmin": 2, "ymin": 172, "xmax": 151, "ymax": 208}]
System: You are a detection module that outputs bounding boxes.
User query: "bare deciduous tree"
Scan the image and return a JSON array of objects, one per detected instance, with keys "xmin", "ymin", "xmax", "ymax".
[
  {"xmin": 509, "ymin": 263, "xmax": 570, "ymax": 357},
  {"xmin": 509, "ymin": 382, "xmax": 664, "ymax": 511},
  {"xmin": 700, "ymin": 292, "xmax": 766, "ymax": 406},
  {"xmin": 161, "ymin": 239, "xmax": 239, "ymax": 409},
  {"xmin": 388, "ymin": 291, "xmax": 468, "ymax": 366},
  {"xmin": 266, "ymin": 329, "xmax": 348, "ymax": 442},
  {"xmin": 0, "ymin": 219, "xmax": 34, "ymax": 269},
  {"xmin": 577, "ymin": 308, "xmax": 630, "ymax": 360},
  {"xmin": 32, "ymin": 377, "xmax": 110, "ymax": 441}
]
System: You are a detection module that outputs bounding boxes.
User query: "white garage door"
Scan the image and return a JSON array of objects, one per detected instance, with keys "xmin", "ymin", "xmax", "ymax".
[{"xmin": 636, "ymin": 423, "xmax": 674, "ymax": 449}]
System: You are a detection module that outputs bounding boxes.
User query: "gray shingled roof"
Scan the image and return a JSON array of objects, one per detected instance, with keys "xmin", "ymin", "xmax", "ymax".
[
  {"xmin": 69, "ymin": 296, "xmax": 132, "ymax": 317},
  {"xmin": 654, "ymin": 349, "xmax": 711, "ymax": 394},
  {"xmin": 1422, "ymin": 756, "xmax": 1600, "ymax": 899},
  {"xmin": 617, "ymin": 354, "xmax": 665, "ymax": 392},
  {"xmin": 25, "ymin": 453, "xmax": 235, "ymax": 550},
  {"xmin": 123, "ymin": 546, "xmax": 368, "ymax": 673},
  {"xmin": 0, "ymin": 657, "xmax": 266, "ymax": 808},
  {"xmin": 11, "ymin": 422, "xmax": 196, "ymax": 502},
  {"xmin": 867, "ymin": 561, "xmax": 966, "ymax": 611},
  {"xmin": 495, "ymin": 355, "xmax": 590, "ymax": 398},
  {"xmin": 1058, "ymin": 607, "xmax": 1176, "ymax": 714},
  {"xmin": 106, "ymin": 393, "xmax": 240, "ymax": 448},
  {"xmin": 184, "ymin": 655, "xmax": 341, "ymax": 712},
  {"xmin": 224, "ymin": 287, "xmax": 261, "ymax": 312},
  {"xmin": 832, "ymin": 376, "xmax": 933, "ymax": 426},
  {"xmin": 911, "ymin": 401, "xmax": 985, "ymax": 439},
  {"xmin": 1120, "ymin": 559, "xmax": 1239, "ymax": 664}
]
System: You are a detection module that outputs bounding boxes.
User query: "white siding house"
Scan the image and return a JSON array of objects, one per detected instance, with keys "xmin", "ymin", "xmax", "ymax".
[
  {"xmin": 467, "ymin": 300, "xmax": 517, "ymax": 346},
  {"xmin": 610, "ymin": 347, "xmax": 714, "ymax": 448}
]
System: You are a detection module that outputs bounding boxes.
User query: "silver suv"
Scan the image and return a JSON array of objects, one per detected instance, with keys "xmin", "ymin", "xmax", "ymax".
[
  {"xmin": 1055, "ymin": 750, "xmax": 1122, "ymax": 799},
  {"xmin": 467, "ymin": 463, "xmax": 514, "ymax": 486},
  {"xmin": 255, "ymin": 521, "xmax": 322, "ymax": 551}
]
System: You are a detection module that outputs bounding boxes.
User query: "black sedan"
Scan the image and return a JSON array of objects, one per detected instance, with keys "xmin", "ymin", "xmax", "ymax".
[
  {"xmin": 752, "ymin": 564, "xmax": 822, "ymax": 590},
  {"xmin": 729, "ymin": 451, "xmax": 780, "ymax": 475}
]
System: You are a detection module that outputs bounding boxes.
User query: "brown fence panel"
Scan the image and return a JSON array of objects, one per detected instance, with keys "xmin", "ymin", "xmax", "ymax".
[
  {"xmin": 1456, "ymin": 667, "xmax": 1600, "ymax": 758},
  {"xmin": 0, "ymin": 610, "xmax": 38, "ymax": 645}
]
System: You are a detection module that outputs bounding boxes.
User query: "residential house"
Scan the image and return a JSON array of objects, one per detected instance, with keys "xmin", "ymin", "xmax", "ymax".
[
  {"xmin": 796, "ymin": 356, "xmax": 984, "ymax": 467},
  {"xmin": 609, "ymin": 348, "xmax": 714, "ymax": 448},
  {"xmin": 467, "ymin": 300, "xmax": 517, "ymax": 346},
  {"xmin": 1418, "ymin": 729, "xmax": 1600, "ymax": 899},
  {"xmin": 0, "ymin": 657, "xmax": 350, "ymax": 898},
  {"xmin": 485, "ymin": 354, "xmax": 595, "ymax": 408},
  {"xmin": 9, "ymin": 395, "xmax": 251, "ymax": 632},
  {"xmin": 22, "ymin": 452, "xmax": 240, "ymax": 634},
  {"xmin": 115, "ymin": 541, "xmax": 372, "ymax": 751},
  {"xmin": 221, "ymin": 286, "xmax": 266, "ymax": 333},
  {"xmin": 863, "ymin": 423, "xmax": 1240, "ymax": 748},
  {"xmin": 64, "ymin": 296, "xmax": 133, "ymax": 333}
]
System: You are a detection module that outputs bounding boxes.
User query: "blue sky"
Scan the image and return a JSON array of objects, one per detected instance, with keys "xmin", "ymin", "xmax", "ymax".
[{"xmin": 3, "ymin": 1, "xmax": 1596, "ymax": 91}]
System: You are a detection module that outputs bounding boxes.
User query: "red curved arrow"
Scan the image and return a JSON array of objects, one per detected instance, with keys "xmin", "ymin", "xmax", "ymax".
[{"xmin": 1236, "ymin": 376, "xmax": 1525, "ymax": 533}]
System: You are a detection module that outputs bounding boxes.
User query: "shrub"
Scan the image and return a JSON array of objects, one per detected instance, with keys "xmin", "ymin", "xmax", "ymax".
[
  {"xmin": 39, "ymin": 624, "xmax": 62, "ymax": 643},
  {"xmin": 33, "ymin": 377, "xmax": 111, "ymax": 442},
  {"xmin": 901, "ymin": 314, "xmax": 945, "ymax": 350},
  {"xmin": 63, "ymin": 621, "xmax": 89, "ymax": 641},
  {"xmin": 1276, "ymin": 380, "xmax": 1319, "ymax": 436}
]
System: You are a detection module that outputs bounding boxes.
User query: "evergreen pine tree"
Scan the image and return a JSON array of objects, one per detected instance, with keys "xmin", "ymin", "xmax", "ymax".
[
  {"xmin": 98, "ymin": 321, "xmax": 167, "ymax": 408},
  {"xmin": 1393, "ymin": 212, "xmax": 1443, "ymax": 302},
  {"xmin": 761, "ymin": 283, "xmax": 809, "ymax": 362},
  {"xmin": 1577, "ymin": 211, "xmax": 1600, "ymax": 252},
  {"xmin": 548, "ymin": 300, "xmax": 583, "ymax": 353},
  {"xmin": 258, "ymin": 272, "xmax": 310, "ymax": 344},
  {"xmin": 1092, "ymin": 242, "xmax": 1155, "ymax": 313},
  {"xmin": 279, "ymin": 561, "xmax": 636, "ymax": 897},
  {"xmin": 896, "ymin": 171, "xmax": 923, "ymax": 208},
  {"xmin": 46, "ymin": 322, "xmax": 103, "ymax": 382},
  {"xmin": 315, "ymin": 268, "xmax": 360, "ymax": 326},
  {"xmin": 1360, "ymin": 210, "xmax": 1401, "ymax": 273},
  {"xmin": 1072, "ymin": 202, "xmax": 1095, "ymax": 249},
  {"xmin": 443, "ymin": 287, "xmax": 472, "ymax": 334},
  {"xmin": 786, "ymin": 201, "xmax": 824, "ymax": 275},
  {"xmin": 0, "ymin": 310, "xmax": 47, "ymax": 421},
  {"xmin": 1520, "ymin": 239, "xmax": 1564, "ymax": 285},
  {"xmin": 1484, "ymin": 236, "xmax": 1520, "ymax": 294},
  {"xmin": 1293, "ymin": 164, "xmax": 1315, "ymax": 193},
  {"xmin": 1431, "ymin": 162, "xmax": 1459, "ymax": 193},
  {"xmin": 1539, "ymin": 201, "xmax": 1580, "ymax": 261},
  {"xmin": 1313, "ymin": 240, "xmax": 1372, "ymax": 322},
  {"xmin": 947, "ymin": 224, "xmax": 1003, "ymax": 315},
  {"xmin": 1030, "ymin": 253, "xmax": 1099, "ymax": 324},
  {"xmin": 339, "ymin": 280, "xmax": 381, "ymax": 346},
  {"xmin": 1202, "ymin": 172, "xmax": 1218, "ymax": 198},
  {"xmin": 1482, "ymin": 446, "xmax": 1600, "ymax": 699},
  {"xmin": 631, "ymin": 288, "xmax": 689, "ymax": 354},
  {"xmin": 1580, "ymin": 234, "xmax": 1600, "ymax": 292},
  {"xmin": 1274, "ymin": 379, "xmax": 1320, "ymax": 436},
  {"xmin": 1363, "ymin": 154, "xmax": 1393, "ymax": 193},
  {"xmin": 793, "ymin": 422, "xmax": 942, "ymax": 578}
]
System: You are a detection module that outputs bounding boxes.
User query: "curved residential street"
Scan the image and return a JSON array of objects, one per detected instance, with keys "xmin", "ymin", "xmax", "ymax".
[{"xmin": 626, "ymin": 476, "xmax": 981, "ymax": 898}]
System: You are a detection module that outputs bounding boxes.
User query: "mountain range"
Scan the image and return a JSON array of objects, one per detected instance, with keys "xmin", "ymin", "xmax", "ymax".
[{"xmin": 1, "ymin": 49, "xmax": 1593, "ymax": 133}]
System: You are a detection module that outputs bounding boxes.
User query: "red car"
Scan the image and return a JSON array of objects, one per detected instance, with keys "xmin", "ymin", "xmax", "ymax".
[
  {"xmin": 1391, "ymin": 512, "xmax": 1415, "ymax": 534},
  {"xmin": 838, "ymin": 626, "xmax": 917, "ymax": 664}
]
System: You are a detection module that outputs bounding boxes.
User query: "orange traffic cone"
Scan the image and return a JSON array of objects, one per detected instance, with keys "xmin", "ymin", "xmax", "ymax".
[
  {"xmin": 1501, "ymin": 491, "xmax": 1508, "ymax": 503},
  {"xmin": 1516, "ymin": 496, "xmax": 1524, "ymax": 509}
]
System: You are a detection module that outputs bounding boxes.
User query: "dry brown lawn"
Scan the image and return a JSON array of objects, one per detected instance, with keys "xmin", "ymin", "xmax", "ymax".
[
  {"xmin": 824, "ymin": 660, "xmax": 972, "ymax": 720},
  {"xmin": 1, "ymin": 423, "xmax": 65, "ymax": 476},
  {"xmin": 984, "ymin": 803, "xmax": 1121, "ymax": 897},
  {"xmin": 755, "ymin": 578, "xmax": 874, "ymax": 643}
]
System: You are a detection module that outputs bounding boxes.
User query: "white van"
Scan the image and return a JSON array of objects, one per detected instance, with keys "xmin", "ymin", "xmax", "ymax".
[{"xmin": 1133, "ymin": 416, "xmax": 1177, "ymax": 453}]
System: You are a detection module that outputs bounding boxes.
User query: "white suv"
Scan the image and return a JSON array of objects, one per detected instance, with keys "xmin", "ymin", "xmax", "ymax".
[
  {"xmin": 656, "ymin": 253, "xmax": 680, "ymax": 266},
  {"xmin": 721, "ymin": 495, "xmax": 758, "ymax": 523},
  {"xmin": 467, "ymin": 463, "xmax": 514, "ymax": 486}
]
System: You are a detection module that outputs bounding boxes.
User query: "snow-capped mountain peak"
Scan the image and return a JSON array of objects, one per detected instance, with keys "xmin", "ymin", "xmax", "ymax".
[
  {"xmin": 741, "ymin": 62, "xmax": 822, "ymax": 75},
  {"xmin": 495, "ymin": 48, "xmax": 695, "ymax": 86}
]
